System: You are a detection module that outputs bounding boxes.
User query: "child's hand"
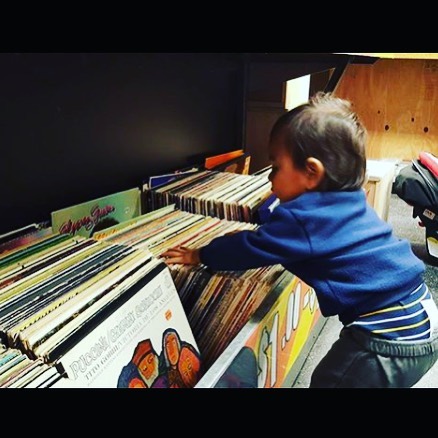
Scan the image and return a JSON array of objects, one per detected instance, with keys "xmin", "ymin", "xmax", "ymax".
[{"xmin": 161, "ymin": 246, "xmax": 201, "ymax": 265}]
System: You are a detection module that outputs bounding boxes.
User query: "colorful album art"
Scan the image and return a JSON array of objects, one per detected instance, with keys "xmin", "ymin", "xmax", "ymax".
[
  {"xmin": 197, "ymin": 273, "xmax": 322, "ymax": 388},
  {"xmin": 241, "ymin": 276, "xmax": 321, "ymax": 388},
  {"xmin": 0, "ymin": 225, "xmax": 54, "ymax": 256},
  {"xmin": 55, "ymin": 265, "xmax": 202, "ymax": 388},
  {"xmin": 51, "ymin": 188, "xmax": 141, "ymax": 238},
  {"xmin": 117, "ymin": 329, "xmax": 201, "ymax": 388}
]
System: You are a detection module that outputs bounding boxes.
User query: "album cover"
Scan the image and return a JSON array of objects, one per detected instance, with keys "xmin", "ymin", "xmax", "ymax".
[
  {"xmin": 55, "ymin": 263, "xmax": 202, "ymax": 388},
  {"xmin": 51, "ymin": 187, "xmax": 141, "ymax": 238}
]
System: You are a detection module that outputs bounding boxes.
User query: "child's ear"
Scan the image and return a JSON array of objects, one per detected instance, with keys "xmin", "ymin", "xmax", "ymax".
[{"xmin": 305, "ymin": 157, "xmax": 325, "ymax": 190}]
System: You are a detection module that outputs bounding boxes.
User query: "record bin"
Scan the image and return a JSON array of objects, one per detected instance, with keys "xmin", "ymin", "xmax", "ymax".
[
  {"xmin": 196, "ymin": 271, "xmax": 325, "ymax": 388},
  {"xmin": 0, "ymin": 193, "xmax": 325, "ymax": 388}
]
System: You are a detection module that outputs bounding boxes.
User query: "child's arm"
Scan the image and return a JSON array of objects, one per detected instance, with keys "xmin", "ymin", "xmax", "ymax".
[{"xmin": 161, "ymin": 206, "xmax": 310, "ymax": 270}]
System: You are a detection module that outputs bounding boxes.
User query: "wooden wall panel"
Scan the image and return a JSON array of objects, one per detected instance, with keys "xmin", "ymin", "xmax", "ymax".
[
  {"xmin": 337, "ymin": 53, "xmax": 438, "ymax": 59},
  {"xmin": 335, "ymin": 59, "xmax": 438, "ymax": 160}
]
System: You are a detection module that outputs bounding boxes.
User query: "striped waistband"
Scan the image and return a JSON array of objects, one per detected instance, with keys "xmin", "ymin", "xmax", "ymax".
[{"xmin": 347, "ymin": 283, "xmax": 437, "ymax": 341}]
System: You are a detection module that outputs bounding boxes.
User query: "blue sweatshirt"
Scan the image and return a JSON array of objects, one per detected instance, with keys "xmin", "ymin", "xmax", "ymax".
[{"xmin": 199, "ymin": 190, "xmax": 425, "ymax": 325}]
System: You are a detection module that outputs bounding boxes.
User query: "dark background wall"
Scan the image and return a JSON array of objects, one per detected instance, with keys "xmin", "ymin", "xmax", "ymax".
[
  {"xmin": 0, "ymin": 53, "xmax": 244, "ymax": 234},
  {"xmin": 0, "ymin": 52, "xmax": 361, "ymax": 235}
]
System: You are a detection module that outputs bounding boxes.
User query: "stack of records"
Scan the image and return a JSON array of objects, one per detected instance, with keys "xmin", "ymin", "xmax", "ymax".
[
  {"xmin": 0, "ymin": 229, "xmax": 150, "ymax": 360},
  {"xmin": 53, "ymin": 261, "xmax": 202, "ymax": 388},
  {"xmin": 0, "ymin": 225, "xmax": 202, "ymax": 388},
  {"xmin": 0, "ymin": 342, "xmax": 65, "ymax": 388},
  {"xmin": 252, "ymin": 165, "xmax": 272, "ymax": 178},
  {"xmin": 95, "ymin": 205, "xmax": 285, "ymax": 369},
  {"xmin": 0, "ymin": 222, "xmax": 54, "ymax": 257},
  {"xmin": 143, "ymin": 170, "xmax": 273, "ymax": 223},
  {"xmin": 177, "ymin": 264, "xmax": 284, "ymax": 368},
  {"xmin": 94, "ymin": 204, "xmax": 256, "ymax": 259}
]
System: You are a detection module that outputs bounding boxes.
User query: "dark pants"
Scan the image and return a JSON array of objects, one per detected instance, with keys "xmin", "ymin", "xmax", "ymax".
[{"xmin": 310, "ymin": 326, "xmax": 438, "ymax": 388}]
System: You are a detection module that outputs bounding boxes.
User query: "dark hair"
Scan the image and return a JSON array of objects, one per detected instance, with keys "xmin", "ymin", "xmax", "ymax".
[{"xmin": 270, "ymin": 91, "xmax": 367, "ymax": 191}]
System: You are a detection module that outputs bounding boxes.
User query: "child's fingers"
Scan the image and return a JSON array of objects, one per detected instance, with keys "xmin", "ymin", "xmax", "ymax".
[
  {"xmin": 163, "ymin": 256, "xmax": 182, "ymax": 264},
  {"xmin": 161, "ymin": 250, "xmax": 184, "ymax": 261},
  {"xmin": 161, "ymin": 247, "xmax": 190, "ymax": 264},
  {"xmin": 161, "ymin": 247, "xmax": 185, "ymax": 257}
]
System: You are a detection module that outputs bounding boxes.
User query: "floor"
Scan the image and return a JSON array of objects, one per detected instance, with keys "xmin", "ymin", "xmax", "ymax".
[{"xmin": 292, "ymin": 193, "xmax": 438, "ymax": 388}]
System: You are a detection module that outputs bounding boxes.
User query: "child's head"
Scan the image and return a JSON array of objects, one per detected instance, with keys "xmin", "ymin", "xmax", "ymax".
[{"xmin": 268, "ymin": 92, "xmax": 367, "ymax": 202}]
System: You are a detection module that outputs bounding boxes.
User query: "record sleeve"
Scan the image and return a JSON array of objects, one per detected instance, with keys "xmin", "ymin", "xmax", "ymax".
[
  {"xmin": 51, "ymin": 187, "xmax": 141, "ymax": 238},
  {"xmin": 55, "ymin": 263, "xmax": 202, "ymax": 388},
  {"xmin": 22, "ymin": 363, "xmax": 60, "ymax": 388},
  {"xmin": 92, "ymin": 205, "xmax": 177, "ymax": 241},
  {"xmin": 144, "ymin": 167, "xmax": 200, "ymax": 190},
  {"xmin": 13, "ymin": 249, "xmax": 152, "ymax": 353},
  {"xmin": 0, "ymin": 224, "xmax": 53, "ymax": 256},
  {"xmin": 204, "ymin": 149, "xmax": 244, "ymax": 169}
]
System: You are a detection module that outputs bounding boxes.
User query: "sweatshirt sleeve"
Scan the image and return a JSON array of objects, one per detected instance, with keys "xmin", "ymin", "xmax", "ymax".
[{"xmin": 199, "ymin": 205, "xmax": 312, "ymax": 271}]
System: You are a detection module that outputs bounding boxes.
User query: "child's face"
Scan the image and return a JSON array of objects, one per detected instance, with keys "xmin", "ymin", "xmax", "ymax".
[{"xmin": 268, "ymin": 135, "xmax": 310, "ymax": 203}]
